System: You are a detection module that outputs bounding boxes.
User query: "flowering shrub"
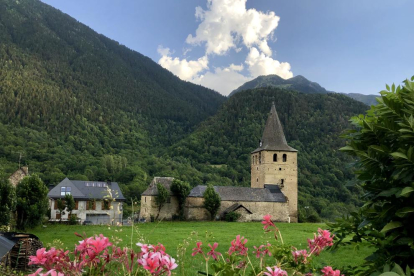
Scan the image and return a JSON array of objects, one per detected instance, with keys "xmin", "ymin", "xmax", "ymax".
[
  {"xmin": 28, "ymin": 233, "xmax": 177, "ymax": 276},
  {"xmin": 191, "ymin": 215, "xmax": 344, "ymax": 276}
]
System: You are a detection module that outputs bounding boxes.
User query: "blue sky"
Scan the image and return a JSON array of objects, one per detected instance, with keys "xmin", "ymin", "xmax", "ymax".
[{"xmin": 41, "ymin": 0, "xmax": 414, "ymax": 96}]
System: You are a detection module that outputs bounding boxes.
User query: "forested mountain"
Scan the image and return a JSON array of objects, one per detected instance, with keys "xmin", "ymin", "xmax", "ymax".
[
  {"xmin": 0, "ymin": 0, "xmax": 225, "ymax": 145},
  {"xmin": 230, "ymin": 74, "xmax": 378, "ymax": 106},
  {"xmin": 168, "ymin": 88, "xmax": 369, "ymax": 220},
  {"xmin": 0, "ymin": 0, "xmax": 226, "ymax": 194}
]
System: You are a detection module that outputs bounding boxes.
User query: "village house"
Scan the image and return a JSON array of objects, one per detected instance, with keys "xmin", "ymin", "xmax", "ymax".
[
  {"xmin": 8, "ymin": 166, "xmax": 29, "ymax": 187},
  {"xmin": 140, "ymin": 103, "xmax": 298, "ymax": 222},
  {"xmin": 48, "ymin": 178, "xmax": 125, "ymax": 225}
]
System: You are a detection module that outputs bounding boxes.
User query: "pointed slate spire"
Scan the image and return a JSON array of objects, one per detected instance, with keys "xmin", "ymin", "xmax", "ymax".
[{"xmin": 253, "ymin": 102, "xmax": 297, "ymax": 152}]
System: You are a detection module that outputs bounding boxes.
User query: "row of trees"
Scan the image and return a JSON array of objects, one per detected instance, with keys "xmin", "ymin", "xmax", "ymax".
[{"xmin": 0, "ymin": 174, "xmax": 49, "ymax": 230}]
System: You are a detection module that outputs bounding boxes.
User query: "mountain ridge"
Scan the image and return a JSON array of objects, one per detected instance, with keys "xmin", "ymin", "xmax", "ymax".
[{"xmin": 230, "ymin": 74, "xmax": 378, "ymax": 106}]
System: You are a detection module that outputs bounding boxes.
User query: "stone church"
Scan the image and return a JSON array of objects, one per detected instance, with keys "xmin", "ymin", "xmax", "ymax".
[{"xmin": 140, "ymin": 103, "xmax": 298, "ymax": 222}]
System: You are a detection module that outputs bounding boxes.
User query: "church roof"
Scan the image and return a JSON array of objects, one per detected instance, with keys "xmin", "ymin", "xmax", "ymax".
[
  {"xmin": 252, "ymin": 102, "xmax": 297, "ymax": 153},
  {"xmin": 188, "ymin": 185, "xmax": 286, "ymax": 203},
  {"xmin": 141, "ymin": 177, "xmax": 175, "ymax": 196}
]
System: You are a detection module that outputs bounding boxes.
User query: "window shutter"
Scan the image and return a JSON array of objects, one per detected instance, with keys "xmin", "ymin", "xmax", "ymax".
[
  {"xmin": 93, "ymin": 201, "xmax": 96, "ymax": 210},
  {"xmin": 75, "ymin": 201, "xmax": 78, "ymax": 210},
  {"xmin": 54, "ymin": 200, "xmax": 57, "ymax": 210}
]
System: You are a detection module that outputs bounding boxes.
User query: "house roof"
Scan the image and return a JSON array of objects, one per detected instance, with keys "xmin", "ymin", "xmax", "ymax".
[
  {"xmin": 252, "ymin": 102, "xmax": 297, "ymax": 153},
  {"xmin": 48, "ymin": 178, "xmax": 125, "ymax": 201},
  {"xmin": 189, "ymin": 185, "xmax": 286, "ymax": 203},
  {"xmin": 223, "ymin": 203, "xmax": 253, "ymax": 214},
  {"xmin": 142, "ymin": 177, "xmax": 175, "ymax": 196}
]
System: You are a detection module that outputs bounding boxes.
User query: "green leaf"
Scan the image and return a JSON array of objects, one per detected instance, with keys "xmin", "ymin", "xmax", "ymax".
[
  {"xmin": 391, "ymin": 152, "xmax": 408, "ymax": 159},
  {"xmin": 340, "ymin": 145, "xmax": 354, "ymax": 151},
  {"xmin": 378, "ymin": 188, "xmax": 399, "ymax": 197},
  {"xmin": 398, "ymin": 187, "xmax": 414, "ymax": 197},
  {"xmin": 379, "ymin": 272, "xmax": 400, "ymax": 276},
  {"xmin": 392, "ymin": 264, "xmax": 405, "ymax": 275},
  {"xmin": 396, "ymin": 207, "xmax": 414, "ymax": 217},
  {"xmin": 392, "ymin": 83, "xmax": 396, "ymax": 92},
  {"xmin": 381, "ymin": 221, "xmax": 403, "ymax": 233}
]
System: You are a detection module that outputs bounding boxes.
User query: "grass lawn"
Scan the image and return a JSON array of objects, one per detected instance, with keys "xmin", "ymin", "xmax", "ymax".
[{"xmin": 30, "ymin": 222, "xmax": 372, "ymax": 274}]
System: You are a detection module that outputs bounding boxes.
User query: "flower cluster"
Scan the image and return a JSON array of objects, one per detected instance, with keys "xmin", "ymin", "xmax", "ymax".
[
  {"xmin": 136, "ymin": 243, "xmax": 177, "ymax": 275},
  {"xmin": 228, "ymin": 235, "xmax": 248, "ymax": 256},
  {"xmin": 28, "ymin": 234, "xmax": 177, "ymax": 276},
  {"xmin": 307, "ymin": 229, "xmax": 334, "ymax": 256},
  {"xmin": 264, "ymin": 266, "xmax": 288, "ymax": 276},
  {"xmin": 191, "ymin": 215, "xmax": 343, "ymax": 276},
  {"xmin": 253, "ymin": 243, "xmax": 272, "ymax": 258},
  {"xmin": 321, "ymin": 266, "xmax": 344, "ymax": 276}
]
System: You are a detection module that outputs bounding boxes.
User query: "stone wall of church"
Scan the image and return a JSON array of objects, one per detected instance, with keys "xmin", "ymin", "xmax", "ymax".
[
  {"xmin": 186, "ymin": 197, "xmax": 290, "ymax": 222},
  {"xmin": 139, "ymin": 195, "xmax": 179, "ymax": 221}
]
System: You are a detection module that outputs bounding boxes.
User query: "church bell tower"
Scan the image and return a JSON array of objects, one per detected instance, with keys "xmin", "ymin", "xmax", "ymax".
[{"xmin": 251, "ymin": 102, "xmax": 298, "ymax": 222}]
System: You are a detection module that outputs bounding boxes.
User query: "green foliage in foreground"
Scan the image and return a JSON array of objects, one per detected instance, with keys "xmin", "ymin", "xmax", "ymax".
[
  {"xmin": 155, "ymin": 183, "xmax": 169, "ymax": 220},
  {"xmin": 330, "ymin": 77, "xmax": 414, "ymax": 274},
  {"xmin": 29, "ymin": 222, "xmax": 373, "ymax": 275}
]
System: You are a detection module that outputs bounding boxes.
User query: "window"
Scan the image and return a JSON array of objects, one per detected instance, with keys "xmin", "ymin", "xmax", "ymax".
[
  {"xmin": 283, "ymin": 154, "xmax": 287, "ymax": 162},
  {"xmin": 102, "ymin": 183, "xmax": 107, "ymax": 187},
  {"xmin": 273, "ymin": 154, "xmax": 277, "ymax": 162},
  {"xmin": 281, "ymin": 179, "xmax": 285, "ymax": 188},
  {"xmin": 74, "ymin": 201, "xmax": 78, "ymax": 210},
  {"xmin": 102, "ymin": 200, "xmax": 111, "ymax": 210},
  {"xmin": 86, "ymin": 201, "xmax": 96, "ymax": 210},
  {"xmin": 259, "ymin": 152, "xmax": 261, "ymax": 164},
  {"xmin": 97, "ymin": 183, "xmax": 102, "ymax": 187},
  {"xmin": 56, "ymin": 213, "xmax": 61, "ymax": 220},
  {"xmin": 256, "ymin": 178, "xmax": 258, "ymax": 182},
  {"xmin": 60, "ymin": 186, "xmax": 71, "ymax": 196}
]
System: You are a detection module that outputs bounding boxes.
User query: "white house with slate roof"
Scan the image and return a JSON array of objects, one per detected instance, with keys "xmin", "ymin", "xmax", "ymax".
[
  {"xmin": 140, "ymin": 103, "xmax": 298, "ymax": 222},
  {"xmin": 48, "ymin": 178, "xmax": 125, "ymax": 225}
]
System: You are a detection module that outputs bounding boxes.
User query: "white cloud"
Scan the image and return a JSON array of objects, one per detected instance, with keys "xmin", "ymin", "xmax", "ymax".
[
  {"xmin": 157, "ymin": 0, "xmax": 293, "ymax": 95},
  {"xmin": 158, "ymin": 46, "xmax": 209, "ymax": 81},
  {"xmin": 193, "ymin": 64, "xmax": 252, "ymax": 96},
  {"xmin": 186, "ymin": 0, "xmax": 280, "ymax": 56},
  {"xmin": 245, "ymin": 47, "xmax": 293, "ymax": 79}
]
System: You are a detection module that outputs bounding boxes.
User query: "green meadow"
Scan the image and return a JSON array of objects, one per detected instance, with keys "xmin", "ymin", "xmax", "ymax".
[{"xmin": 30, "ymin": 222, "xmax": 372, "ymax": 274}]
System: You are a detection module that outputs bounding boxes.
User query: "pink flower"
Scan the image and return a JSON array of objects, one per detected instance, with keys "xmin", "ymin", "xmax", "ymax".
[
  {"xmin": 207, "ymin": 243, "xmax": 222, "ymax": 261},
  {"xmin": 321, "ymin": 266, "xmax": 344, "ymax": 276},
  {"xmin": 28, "ymin": 269, "xmax": 64, "ymax": 276},
  {"xmin": 262, "ymin": 214, "xmax": 277, "ymax": 232},
  {"xmin": 28, "ymin": 268, "xmax": 44, "ymax": 276},
  {"xmin": 161, "ymin": 256, "xmax": 178, "ymax": 275},
  {"xmin": 253, "ymin": 243, "xmax": 272, "ymax": 258},
  {"xmin": 308, "ymin": 229, "xmax": 334, "ymax": 256},
  {"xmin": 140, "ymin": 252, "xmax": 161, "ymax": 274},
  {"xmin": 292, "ymin": 249, "xmax": 308, "ymax": 264},
  {"xmin": 192, "ymin": 241, "xmax": 203, "ymax": 256},
  {"xmin": 264, "ymin": 266, "xmax": 288, "ymax": 276},
  {"xmin": 228, "ymin": 235, "xmax": 248, "ymax": 256},
  {"xmin": 29, "ymin": 248, "xmax": 48, "ymax": 266}
]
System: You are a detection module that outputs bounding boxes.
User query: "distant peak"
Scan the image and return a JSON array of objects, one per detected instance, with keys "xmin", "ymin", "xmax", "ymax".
[{"xmin": 290, "ymin": 75, "xmax": 308, "ymax": 80}]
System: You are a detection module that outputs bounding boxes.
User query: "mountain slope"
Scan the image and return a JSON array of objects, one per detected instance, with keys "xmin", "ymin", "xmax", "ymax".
[
  {"xmin": 168, "ymin": 88, "xmax": 369, "ymax": 220},
  {"xmin": 0, "ymin": 0, "xmax": 225, "ymax": 146},
  {"xmin": 230, "ymin": 74, "xmax": 378, "ymax": 106},
  {"xmin": 0, "ymin": 0, "xmax": 229, "ymax": 194}
]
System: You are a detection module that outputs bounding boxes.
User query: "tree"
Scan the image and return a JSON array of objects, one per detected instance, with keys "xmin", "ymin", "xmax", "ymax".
[
  {"xmin": 0, "ymin": 175, "xmax": 16, "ymax": 226},
  {"xmin": 203, "ymin": 184, "xmax": 221, "ymax": 220},
  {"xmin": 56, "ymin": 198, "xmax": 66, "ymax": 223},
  {"xmin": 155, "ymin": 183, "xmax": 169, "ymax": 220},
  {"xmin": 65, "ymin": 194, "xmax": 76, "ymax": 224},
  {"xmin": 170, "ymin": 179, "xmax": 191, "ymax": 220},
  {"xmin": 16, "ymin": 174, "xmax": 49, "ymax": 230},
  {"xmin": 330, "ymin": 77, "xmax": 414, "ymax": 273}
]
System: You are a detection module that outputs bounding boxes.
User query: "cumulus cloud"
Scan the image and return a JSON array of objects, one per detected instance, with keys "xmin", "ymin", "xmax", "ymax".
[
  {"xmin": 157, "ymin": 0, "xmax": 293, "ymax": 94},
  {"xmin": 193, "ymin": 64, "xmax": 252, "ymax": 96},
  {"xmin": 186, "ymin": 0, "xmax": 280, "ymax": 56},
  {"xmin": 245, "ymin": 47, "xmax": 293, "ymax": 79},
  {"xmin": 158, "ymin": 46, "xmax": 208, "ymax": 81}
]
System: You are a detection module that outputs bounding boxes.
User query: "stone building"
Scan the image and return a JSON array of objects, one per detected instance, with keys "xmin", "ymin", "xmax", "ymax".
[
  {"xmin": 140, "ymin": 103, "xmax": 298, "ymax": 222},
  {"xmin": 48, "ymin": 178, "xmax": 125, "ymax": 224},
  {"xmin": 8, "ymin": 166, "xmax": 29, "ymax": 187}
]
